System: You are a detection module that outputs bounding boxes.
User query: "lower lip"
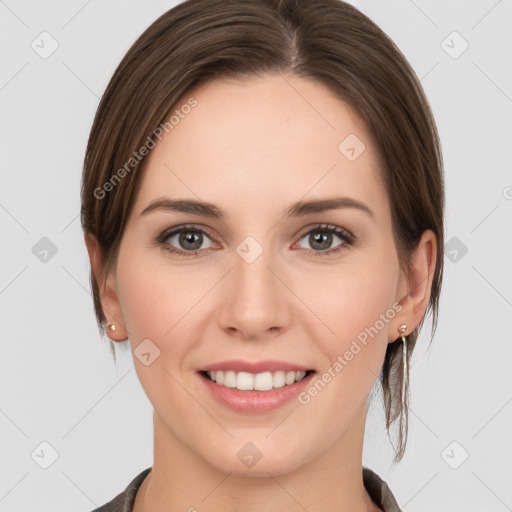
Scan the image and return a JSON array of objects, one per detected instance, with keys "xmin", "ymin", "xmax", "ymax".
[{"xmin": 198, "ymin": 371, "xmax": 315, "ymax": 413}]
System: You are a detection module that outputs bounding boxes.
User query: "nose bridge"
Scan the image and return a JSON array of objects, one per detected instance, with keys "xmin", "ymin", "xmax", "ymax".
[{"xmin": 218, "ymin": 237, "xmax": 289, "ymax": 338}]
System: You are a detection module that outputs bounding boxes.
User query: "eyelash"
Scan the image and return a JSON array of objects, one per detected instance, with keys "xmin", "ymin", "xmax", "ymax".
[{"xmin": 156, "ymin": 223, "xmax": 355, "ymax": 258}]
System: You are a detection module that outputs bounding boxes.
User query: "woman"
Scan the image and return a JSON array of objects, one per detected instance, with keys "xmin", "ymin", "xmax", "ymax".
[{"xmin": 81, "ymin": 0, "xmax": 444, "ymax": 510}]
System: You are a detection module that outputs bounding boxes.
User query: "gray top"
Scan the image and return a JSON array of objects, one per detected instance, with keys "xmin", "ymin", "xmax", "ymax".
[{"xmin": 91, "ymin": 466, "xmax": 402, "ymax": 511}]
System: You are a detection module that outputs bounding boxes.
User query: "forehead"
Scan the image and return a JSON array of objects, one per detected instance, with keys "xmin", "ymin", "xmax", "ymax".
[{"xmin": 133, "ymin": 73, "xmax": 387, "ymax": 217}]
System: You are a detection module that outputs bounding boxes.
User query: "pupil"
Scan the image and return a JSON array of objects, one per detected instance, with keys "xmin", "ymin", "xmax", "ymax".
[
  {"xmin": 310, "ymin": 231, "xmax": 331, "ymax": 250},
  {"xmin": 180, "ymin": 231, "xmax": 202, "ymax": 250}
]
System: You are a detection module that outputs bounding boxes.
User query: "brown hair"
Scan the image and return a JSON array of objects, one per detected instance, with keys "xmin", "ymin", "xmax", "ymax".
[{"xmin": 81, "ymin": 0, "xmax": 444, "ymax": 464}]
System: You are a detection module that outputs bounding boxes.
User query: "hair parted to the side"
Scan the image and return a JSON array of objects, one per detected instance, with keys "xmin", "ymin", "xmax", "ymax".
[{"xmin": 80, "ymin": 0, "xmax": 444, "ymax": 464}]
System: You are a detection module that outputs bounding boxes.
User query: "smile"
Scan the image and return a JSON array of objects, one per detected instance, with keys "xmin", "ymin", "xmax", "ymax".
[{"xmin": 204, "ymin": 370, "xmax": 312, "ymax": 391}]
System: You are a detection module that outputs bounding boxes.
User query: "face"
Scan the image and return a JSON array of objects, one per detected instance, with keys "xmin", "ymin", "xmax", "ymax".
[{"xmin": 109, "ymin": 74, "xmax": 408, "ymax": 476}]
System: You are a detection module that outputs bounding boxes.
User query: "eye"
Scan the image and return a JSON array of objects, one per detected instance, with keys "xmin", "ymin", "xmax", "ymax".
[
  {"xmin": 295, "ymin": 224, "xmax": 354, "ymax": 255},
  {"xmin": 157, "ymin": 225, "xmax": 217, "ymax": 256},
  {"xmin": 156, "ymin": 222, "xmax": 355, "ymax": 258}
]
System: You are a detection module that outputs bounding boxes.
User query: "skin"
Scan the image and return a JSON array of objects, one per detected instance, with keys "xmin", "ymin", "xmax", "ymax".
[{"xmin": 86, "ymin": 73, "xmax": 437, "ymax": 512}]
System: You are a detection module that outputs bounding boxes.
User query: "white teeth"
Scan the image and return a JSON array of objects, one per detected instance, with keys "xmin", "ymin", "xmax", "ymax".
[
  {"xmin": 272, "ymin": 371, "xmax": 286, "ymax": 388},
  {"xmin": 237, "ymin": 371, "xmax": 254, "ymax": 390},
  {"xmin": 254, "ymin": 372, "xmax": 273, "ymax": 391},
  {"xmin": 223, "ymin": 370, "xmax": 237, "ymax": 388},
  {"xmin": 206, "ymin": 370, "xmax": 310, "ymax": 391},
  {"xmin": 285, "ymin": 371, "xmax": 296, "ymax": 385}
]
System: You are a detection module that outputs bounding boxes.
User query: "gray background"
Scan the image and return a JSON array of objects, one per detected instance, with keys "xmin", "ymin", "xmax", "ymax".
[{"xmin": 1, "ymin": 1, "xmax": 511, "ymax": 510}]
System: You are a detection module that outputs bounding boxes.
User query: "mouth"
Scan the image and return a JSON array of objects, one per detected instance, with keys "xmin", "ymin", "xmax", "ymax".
[
  {"xmin": 197, "ymin": 361, "xmax": 317, "ymax": 413},
  {"xmin": 199, "ymin": 369, "xmax": 316, "ymax": 392}
]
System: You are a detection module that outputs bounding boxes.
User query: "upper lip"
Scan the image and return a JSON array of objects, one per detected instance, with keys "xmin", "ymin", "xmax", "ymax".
[{"xmin": 199, "ymin": 359, "xmax": 313, "ymax": 373}]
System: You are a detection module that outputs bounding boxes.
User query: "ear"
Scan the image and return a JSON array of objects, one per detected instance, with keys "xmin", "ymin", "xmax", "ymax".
[
  {"xmin": 84, "ymin": 231, "xmax": 128, "ymax": 341},
  {"xmin": 391, "ymin": 229, "xmax": 437, "ymax": 340}
]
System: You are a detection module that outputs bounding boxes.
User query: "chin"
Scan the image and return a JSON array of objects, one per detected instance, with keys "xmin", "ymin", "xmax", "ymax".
[{"xmin": 201, "ymin": 438, "xmax": 310, "ymax": 477}]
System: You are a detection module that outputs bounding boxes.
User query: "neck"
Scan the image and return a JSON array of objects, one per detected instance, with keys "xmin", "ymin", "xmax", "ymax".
[{"xmin": 134, "ymin": 406, "xmax": 381, "ymax": 512}]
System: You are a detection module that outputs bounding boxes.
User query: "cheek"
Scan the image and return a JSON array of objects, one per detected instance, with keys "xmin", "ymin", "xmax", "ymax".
[
  {"xmin": 294, "ymin": 264, "xmax": 399, "ymax": 430},
  {"xmin": 305, "ymin": 260, "xmax": 399, "ymax": 343},
  {"xmin": 116, "ymin": 247, "xmax": 208, "ymax": 341},
  {"xmin": 115, "ymin": 251, "xmax": 204, "ymax": 409},
  {"xmin": 298, "ymin": 251, "xmax": 400, "ymax": 406}
]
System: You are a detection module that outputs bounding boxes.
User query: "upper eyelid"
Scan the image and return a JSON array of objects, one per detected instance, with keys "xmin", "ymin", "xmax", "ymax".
[
  {"xmin": 292, "ymin": 223, "xmax": 354, "ymax": 241},
  {"xmin": 158, "ymin": 224, "xmax": 217, "ymax": 242}
]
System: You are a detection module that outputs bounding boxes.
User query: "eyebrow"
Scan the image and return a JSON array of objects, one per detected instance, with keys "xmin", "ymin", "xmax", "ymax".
[{"xmin": 140, "ymin": 196, "xmax": 374, "ymax": 219}]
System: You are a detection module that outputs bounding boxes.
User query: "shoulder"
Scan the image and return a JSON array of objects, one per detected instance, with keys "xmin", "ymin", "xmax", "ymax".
[
  {"xmin": 90, "ymin": 467, "xmax": 152, "ymax": 512},
  {"xmin": 363, "ymin": 466, "xmax": 403, "ymax": 512}
]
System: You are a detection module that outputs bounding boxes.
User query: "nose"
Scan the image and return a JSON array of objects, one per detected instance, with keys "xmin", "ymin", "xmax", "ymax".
[{"xmin": 218, "ymin": 246, "xmax": 291, "ymax": 341}]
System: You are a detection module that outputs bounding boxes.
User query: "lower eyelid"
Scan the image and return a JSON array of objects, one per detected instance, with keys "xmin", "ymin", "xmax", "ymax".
[
  {"xmin": 158, "ymin": 225, "xmax": 354, "ymax": 255},
  {"xmin": 164, "ymin": 230, "xmax": 215, "ymax": 252}
]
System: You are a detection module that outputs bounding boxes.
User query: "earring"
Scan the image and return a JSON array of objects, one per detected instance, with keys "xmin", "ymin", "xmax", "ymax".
[
  {"xmin": 108, "ymin": 323, "xmax": 116, "ymax": 332},
  {"xmin": 398, "ymin": 324, "xmax": 408, "ymax": 440}
]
